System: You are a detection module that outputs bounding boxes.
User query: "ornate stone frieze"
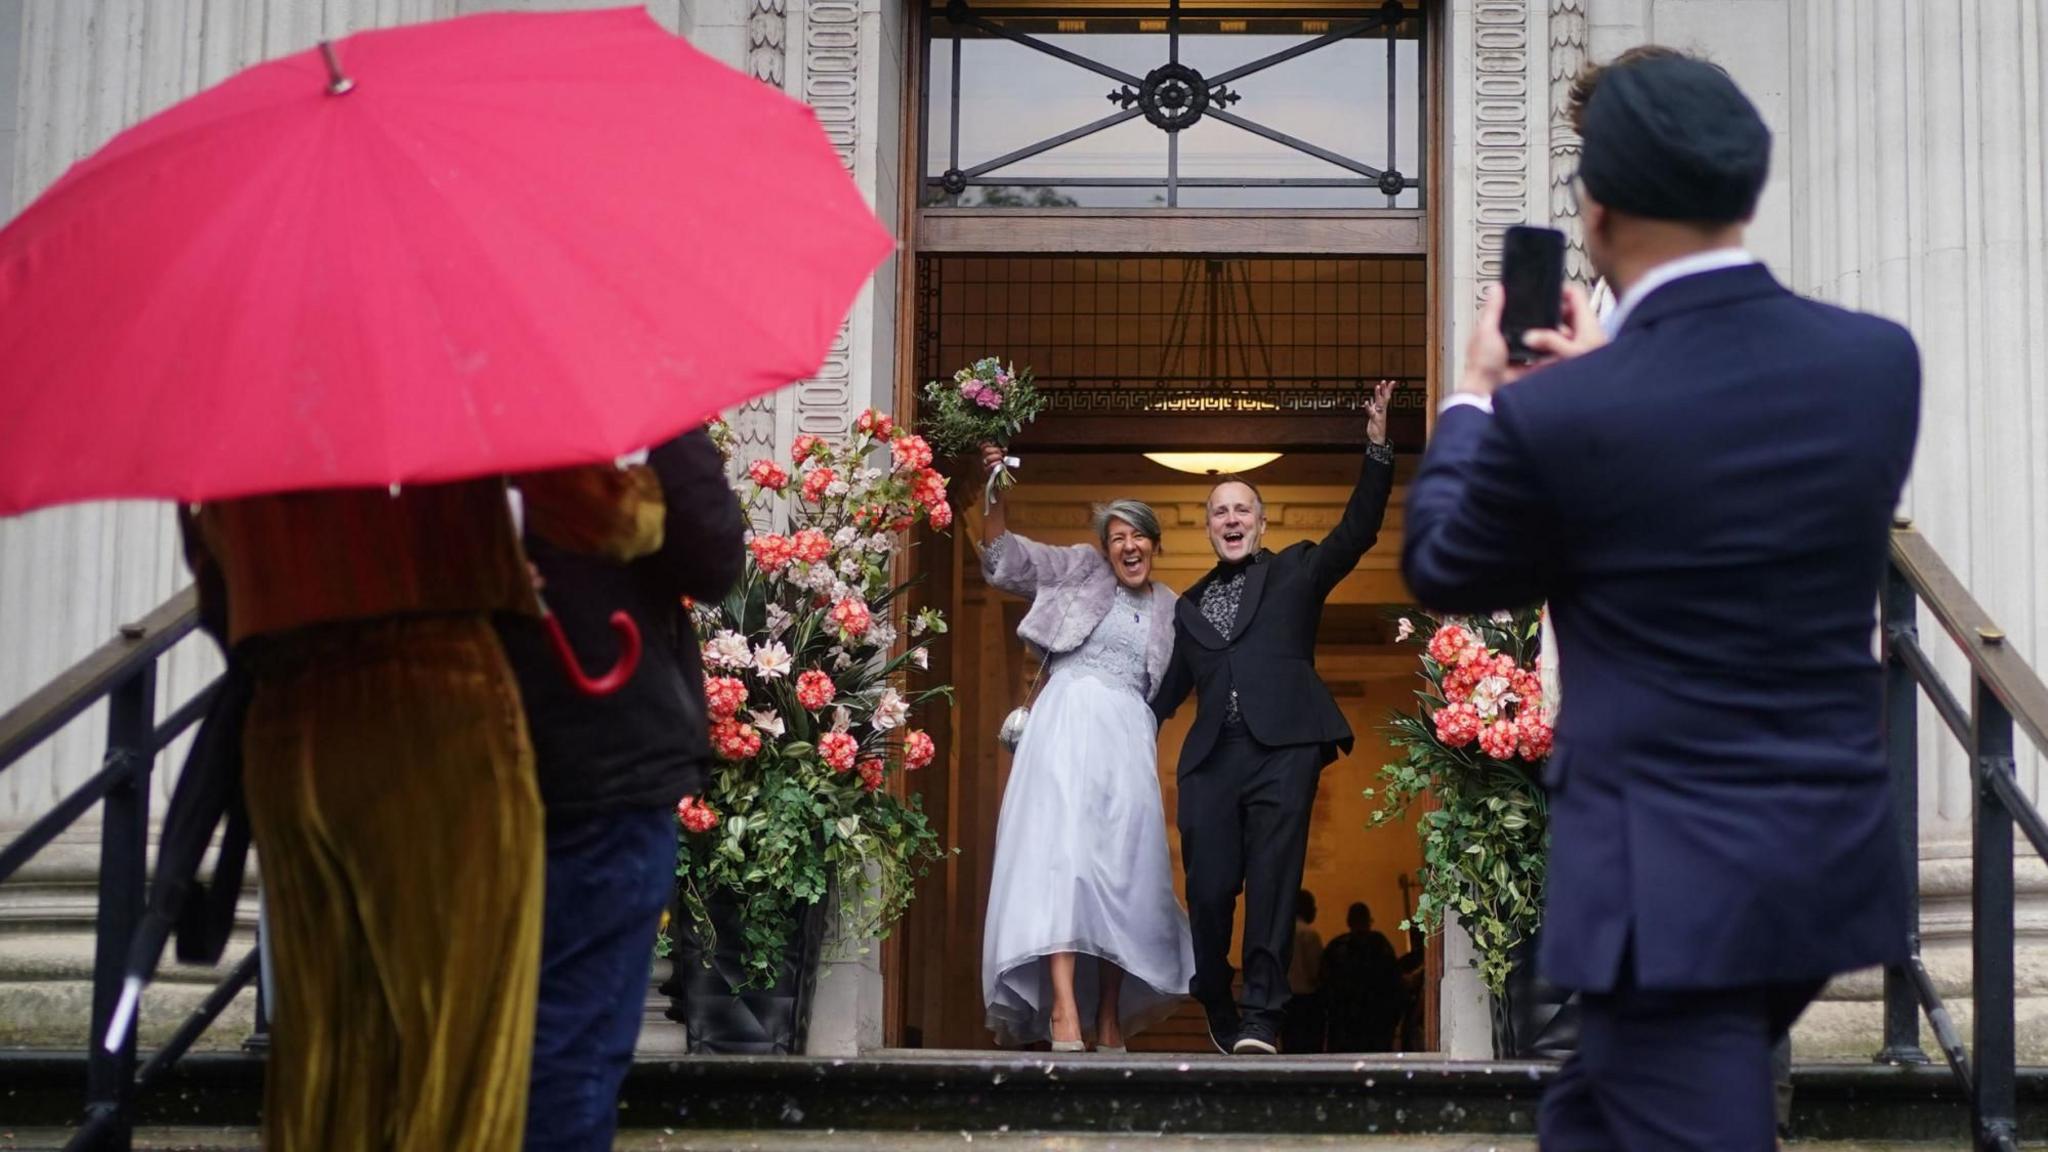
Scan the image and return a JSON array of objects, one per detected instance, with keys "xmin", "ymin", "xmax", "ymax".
[
  {"xmin": 1548, "ymin": 0, "xmax": 1590, "ymax": 285},
  {"xmin": 1472, "ymin": 1, "xmax": 1532, "ymax": 295}
]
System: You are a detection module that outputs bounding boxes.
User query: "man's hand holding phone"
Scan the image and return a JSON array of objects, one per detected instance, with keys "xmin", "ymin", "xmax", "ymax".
[{"xmin": 1459, "ymin": 280, "xmax": 1606, "ymax": 401}]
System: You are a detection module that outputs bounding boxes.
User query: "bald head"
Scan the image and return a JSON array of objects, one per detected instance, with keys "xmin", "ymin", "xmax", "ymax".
[{"xmin": 1206, "ymin": 478, "xmax": 1267, "ymax": 563}]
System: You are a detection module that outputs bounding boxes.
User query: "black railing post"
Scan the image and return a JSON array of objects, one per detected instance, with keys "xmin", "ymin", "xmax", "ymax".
[
  {"xmin": 85, "ymin": 665, "xmax": 156, "ymax": 1152},
  {"xmin": 1970, "ymin": 678, "xmax": 2018, "ymax": 1147},
  {"xmin": 1878, "ymin": 555, "xmax": 1929, "ymax": 1064}
]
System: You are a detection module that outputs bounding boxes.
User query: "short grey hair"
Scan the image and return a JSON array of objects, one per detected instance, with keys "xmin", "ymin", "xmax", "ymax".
[{"xmin": 1094, "ymin": 499, "xmax": 1163, "ymax": 551}]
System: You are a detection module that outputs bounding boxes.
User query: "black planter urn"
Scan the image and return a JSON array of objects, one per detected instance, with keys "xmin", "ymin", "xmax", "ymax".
[
  {"xmin": 1488, "ymin": 932, "xmax": 1580, "ymax": 1059},
  {"xmin": 660, "ymin": 888, "xmax": 828, "ymax": 1055}
]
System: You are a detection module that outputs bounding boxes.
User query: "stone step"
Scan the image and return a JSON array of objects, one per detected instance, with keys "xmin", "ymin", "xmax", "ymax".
[
  {"xmin": 2, "ymin": 1051, "xmax": 2040, "ymax": 1144},
  {"xmin": 0, "ymin": 1130, "xmax": 1988, "ymax": 1151}
]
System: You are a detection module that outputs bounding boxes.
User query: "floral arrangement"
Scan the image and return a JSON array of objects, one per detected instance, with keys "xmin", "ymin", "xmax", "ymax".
[
  {"xmin": 918, "ymin": 357, "xmax": 1044, "ymax": 503},
  {"xmin": 670, "ymin": 410, "xmax": 952, "ymax": 988},
  {"xmin": 1368, "ymin": 608, "xmax": 1552, "ymax": 993}
]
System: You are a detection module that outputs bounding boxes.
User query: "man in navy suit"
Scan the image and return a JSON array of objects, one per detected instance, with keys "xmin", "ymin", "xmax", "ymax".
[{"xmin": 1403, "ymin": 50, "xmax": 1919, "ymax": 1149}]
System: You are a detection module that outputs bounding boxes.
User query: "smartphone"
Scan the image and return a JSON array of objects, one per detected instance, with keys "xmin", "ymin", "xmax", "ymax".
[{"xmin": 1499, "ymin": 225, "xmax": 1567, "ymax": 365}]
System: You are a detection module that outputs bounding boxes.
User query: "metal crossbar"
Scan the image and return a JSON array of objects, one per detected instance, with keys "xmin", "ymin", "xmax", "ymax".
[
  {"xmin": 0, "ymin": 589, "xmax": 255, "ymax": 1151},
  {"xmin": 1881, "ymin": 522, "xmax": 2048, "ymax": 1151}
]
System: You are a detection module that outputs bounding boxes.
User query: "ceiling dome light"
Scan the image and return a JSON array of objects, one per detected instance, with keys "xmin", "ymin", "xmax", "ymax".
[{"xmin": 1143, "ymin": 451, "xmax": 1283, "ymax": 476}]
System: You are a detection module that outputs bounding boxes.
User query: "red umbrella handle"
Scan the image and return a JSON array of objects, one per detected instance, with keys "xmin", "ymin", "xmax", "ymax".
[{"xmin": 542, "ymin": 611, "xmax": 641, "ymax": 697}]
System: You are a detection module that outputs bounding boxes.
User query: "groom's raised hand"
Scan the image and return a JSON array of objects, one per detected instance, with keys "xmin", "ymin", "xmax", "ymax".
[{"xmin": 1365, "ymin": 378, "xmax": 1396, "ymax": 445}]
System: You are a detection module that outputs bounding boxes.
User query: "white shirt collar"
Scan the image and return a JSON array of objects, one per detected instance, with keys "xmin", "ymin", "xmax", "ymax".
[{"xmin": 1600, "ymin": 248, "xmax": 1758, "ymax": 337}]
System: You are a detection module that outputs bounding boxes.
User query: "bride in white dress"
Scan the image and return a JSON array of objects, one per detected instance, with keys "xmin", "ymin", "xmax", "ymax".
[{"xmin": 977, "ymin": 445, "xmax": 1195, "ymax": 1052}]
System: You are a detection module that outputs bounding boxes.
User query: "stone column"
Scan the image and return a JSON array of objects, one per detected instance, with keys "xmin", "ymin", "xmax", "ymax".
[
  {"xmin": 1437, "ymin": 0, "xmax": 1549, "ymax": 1057},
  {"xmin": 1783, "ymin": 0, "xmax": 2048, "ymax": 1061},
  {"xmin": 0, "ymin": 0, "xmax": 467, "ymax": 1050}
]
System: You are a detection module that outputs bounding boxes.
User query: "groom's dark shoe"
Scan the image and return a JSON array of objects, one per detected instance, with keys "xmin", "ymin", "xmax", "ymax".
[
  {"xmin": 1231, "ymin": 1021, "xmax": 1279, "ymax": 1055},
  {"xmin": 1203, "ymin": 1002, "xmax": 1241, "ymax": 1056}
]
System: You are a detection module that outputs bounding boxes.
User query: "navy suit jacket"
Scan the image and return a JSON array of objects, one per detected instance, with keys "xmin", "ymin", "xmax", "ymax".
[{"xmin": 1403, "ymin": 264, "xmax": 1920, "ymax": 994}]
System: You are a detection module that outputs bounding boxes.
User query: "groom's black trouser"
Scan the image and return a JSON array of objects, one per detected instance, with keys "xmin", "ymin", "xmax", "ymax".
[{"xmin": 1176, "ymin": 723, "xmax": 1322, "ymax": 1035}]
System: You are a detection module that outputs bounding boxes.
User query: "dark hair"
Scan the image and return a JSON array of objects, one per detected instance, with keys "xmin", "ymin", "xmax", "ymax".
[
  {"xmin": 1567, "ymin": 44, "xmax": 1688, "ymax": 135},
  {"xmin": 1348, "ymin": 902, "xmax": 1372, "ymax": 930},
  {"xmin": 1296, "ymin": 889, "xmax": 1317, "ymax": 923}
]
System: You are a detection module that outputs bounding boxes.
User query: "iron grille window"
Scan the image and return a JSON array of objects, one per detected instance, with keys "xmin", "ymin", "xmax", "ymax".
[
  {"xmin": 916, "ymin": 255, "xmax": 1426, "ymax": 416},
  {"xmin": 922, "ymin": 0, "xmax": 1426, "ymax": 209}
]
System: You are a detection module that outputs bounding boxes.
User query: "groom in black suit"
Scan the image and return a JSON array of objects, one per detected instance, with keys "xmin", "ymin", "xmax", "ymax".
[
  {"xmin": 1404, "ymin": 51, "xmax": 1917, "ymax": 1148},
  {"xmin": 1153, "ymin": 379, "xmax": 1395, "ymax": 1055}
]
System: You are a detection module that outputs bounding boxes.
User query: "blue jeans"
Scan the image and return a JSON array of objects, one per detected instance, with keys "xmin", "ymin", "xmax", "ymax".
[{"xmin": 524, "ymin": 808, "xmax": 677, "ymax": 1152}]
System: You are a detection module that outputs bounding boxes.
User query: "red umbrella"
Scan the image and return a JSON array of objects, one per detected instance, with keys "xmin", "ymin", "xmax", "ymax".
[{"xmin": 0, "ymin": 6, "xmax": 892, "ymax": 515}]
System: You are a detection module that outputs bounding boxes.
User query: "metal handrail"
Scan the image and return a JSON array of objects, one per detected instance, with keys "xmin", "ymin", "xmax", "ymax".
[
  {"xmin": 1881, "ymin": 522, "xmax": 2048, "ymax": 1152},
  {"xmin": 0, "ymin": 586, "xmax": 258, "ymax": 1150}
]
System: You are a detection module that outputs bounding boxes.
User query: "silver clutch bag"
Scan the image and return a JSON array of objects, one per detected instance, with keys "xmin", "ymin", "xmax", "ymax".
[
  {"xmin": 997, "ymin": 705, "xmax": 1031, "ymax": 753},
  {"xmin": 997, "ymin": 651, "xmax": 1049, "ymax": 754}
]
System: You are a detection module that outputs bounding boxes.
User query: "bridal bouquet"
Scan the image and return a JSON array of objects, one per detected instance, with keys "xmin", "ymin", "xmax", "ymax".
[
  {"xmin": 673, "ymin": 411, "xmax": 952, "ymax": 988},
  {"xmin": 1367, "ymin": 608, "xmax": 1552, "ymax": 992},
  {"xmin": 919, "ymin": 357, "xmax": 1044, "ymax": 507}
]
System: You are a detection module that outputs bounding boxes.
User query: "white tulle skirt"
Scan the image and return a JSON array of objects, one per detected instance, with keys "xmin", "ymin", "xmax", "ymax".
[{"xmin": 981, "ymin": 669, "xmax": 1196, "ymax": 1046}]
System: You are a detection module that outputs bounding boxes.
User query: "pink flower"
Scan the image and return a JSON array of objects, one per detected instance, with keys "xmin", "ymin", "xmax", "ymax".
[
  {"xmin": 1442, "ymin": 663, "xmax": 1482, "ymax": 705},
  {"xmin": 972, "ymin": 387, "xmax": 1004, "ymax": 410},
  {"xmin": 796, "ymin": 669, "xmax": 837, "ymax": 713},
  {"xmin": 857, "ymin": 758, "xmax": 885, "ymax": 791},
  {"xmin": 959, "ymin": 381, "xmax": 987, "ymax": 405},
  {"xmin": 791, "ymin": 433, "xmax": 827, "ymax": 465},
  {"xmin": 1427, "ymin": 623, "xmax": 1473, "ymax": 667},
  {"xmin": 903, "ymin": 729, "xmax": 936, "ymax": 771},
  {"xmin": 891, "ymin": 434, "xmax": 934, "ymax": 472},
  {"xmin": 1434, "ymin": 701, "xmax": 1482, "ymax": 748},
  {"xmin": 1516, "ymin": 715, "xmax": 1554, "ymax": 760},
  {"xmin": 801, "ymin": 466, "xmax": 837, "ymax": 504},
  {"xmin": 928, "ymin": 500, "xmax": 954, "ymax": 531},
  {"xmin": 746, "ymin": 458, "xmax": 790, "ymax": 491},
  {"xmin": 830, "ymin": 597, "xmax": 873, "ymax": 640},
  {"xmin": 711, "ymin": 718, "xmax": 762, "ymax": 761},
  {"xmin": 749, "ymin": 533, "xmax": 797, "ymax": 571},
  {"xmin": 791, "ymin": 528, "xmax": 833, "ymax": 564},
  {"xmin": 1478, "ymin": 719, "xmax": 1519, "ymax": 760},
  {"xmin": 704, "ymin": 676, "xmax": 748, "ymax": 722},
  {"xmin": 677, "ymin": 796, "xmax": 721, "ymax": 834},
  {"xmin": 855, "ymin": 410, "xmax": 895, "ymax": 439},
  {"xmin": 912, "ymin": 468, "xmax": 948, "ymax": 510},
  {"xmin": 820, "ymin": 731, "xmax": 859, "ymax": 774}
]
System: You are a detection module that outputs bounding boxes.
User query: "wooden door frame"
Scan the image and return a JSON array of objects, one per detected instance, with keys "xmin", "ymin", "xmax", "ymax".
[{"xmin": 885, "ymin": 0, "xmax": 1447, "ymax": 1050}]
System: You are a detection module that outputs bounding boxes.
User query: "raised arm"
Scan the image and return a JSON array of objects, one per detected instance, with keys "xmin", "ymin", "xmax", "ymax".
[
  {"xmin": 976, "ymin": 444, "xmax": 1101, "ymax": 598},
  {"xmin": 1306, "ymin": 379, "xmax": 1398, "ymax": 597}
]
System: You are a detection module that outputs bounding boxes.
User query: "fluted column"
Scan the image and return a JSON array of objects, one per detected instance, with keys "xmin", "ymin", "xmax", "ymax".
[{"xmin": 1785, "ymin": 0, "xmax": 2048, "ymax": 1060}]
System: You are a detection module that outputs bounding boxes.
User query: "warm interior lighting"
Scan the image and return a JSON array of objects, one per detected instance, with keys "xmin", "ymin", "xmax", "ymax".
[
  {"xmin": 1217, "ymin": 19, "xmax": 1248, "ymax": 31},
  {"xmin": 1301, "ymin": 19, "xmax": 1329, "ymax": 32},
  {"xmin": 1144, "ymin": 451, "xmax": 1284, "ymax": 476},
  {"xmin": 1138, "ymin": 18, "xmax": 1167, "ymax": 31},
  {"xmin": 1057, "ymin": 18, "xmax": 1087, "ymax": 31}
]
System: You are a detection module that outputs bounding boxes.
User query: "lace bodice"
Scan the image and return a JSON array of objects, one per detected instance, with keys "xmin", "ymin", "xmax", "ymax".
[{"xmin": 1049, "ymin": 583, "xmax": 1154, "ymax": 697}]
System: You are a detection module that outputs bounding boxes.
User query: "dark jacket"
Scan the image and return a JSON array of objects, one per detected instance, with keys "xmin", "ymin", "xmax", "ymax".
[
  {"xmin": 1151, "ymin": 451, "xmax": 1395, "ymax": 773},
  {"xmin": 1402, "ymin": 264, "xmax": 1920, "ymax": 993},
  {"xmin": 499, "ymin": 430, "xmax": 745, "ymax": 819}
]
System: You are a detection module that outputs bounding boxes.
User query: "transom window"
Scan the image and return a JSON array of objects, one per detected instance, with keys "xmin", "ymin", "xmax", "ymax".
[{"xmin": 921, "ymin": 0, "xmax": 1426, "ymax": 209}]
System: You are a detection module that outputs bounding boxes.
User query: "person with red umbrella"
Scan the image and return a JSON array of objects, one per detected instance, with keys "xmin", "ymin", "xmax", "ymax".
[
  {"xmin": 184, "ymin": 466, "xmax": 663, "ymax": 1151},
  {"xmin": 0, "ymin": 9, "xmax": 894, "ymax": 1150}
]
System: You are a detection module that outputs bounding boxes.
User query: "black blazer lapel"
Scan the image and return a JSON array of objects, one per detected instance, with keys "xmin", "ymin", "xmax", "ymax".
[
  {"xmin": 1227, "ymin": 553, "xmax": 1273, "ymax": 642},
  {"xmin": 1177, "ymin": 590, "xmax": 1229, "ymax": 650}
]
